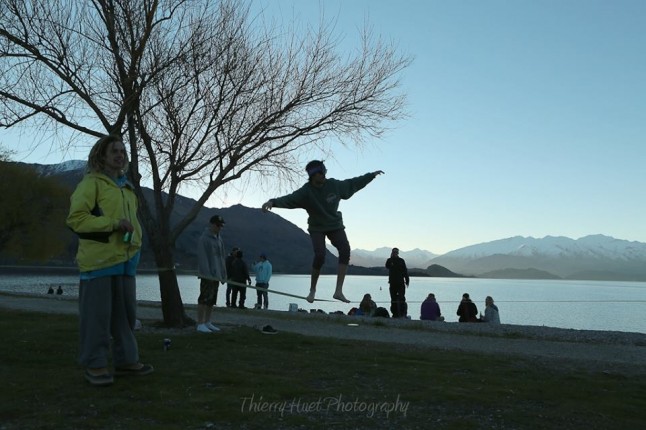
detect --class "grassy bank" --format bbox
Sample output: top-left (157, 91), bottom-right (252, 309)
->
top-left (1, 309), bottom-right (645, 430)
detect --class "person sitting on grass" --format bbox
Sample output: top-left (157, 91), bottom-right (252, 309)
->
top-left (457, 293), bottom-right (478, 323)
top-left (358, 293), bottom-right (377, 317)
top-left (420, 293), bottom-right (444, 321)
top-left (479, 296), bottom-right (500, 324)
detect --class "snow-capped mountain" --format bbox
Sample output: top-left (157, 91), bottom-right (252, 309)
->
top-left (33, 160), bottom-right (87, 176)
top-left (430, 235), bottom-right (646, 281)
top-left (350, 247), bottom-right (438, 269)
top-left (441, 235), bottom-right (646, 261)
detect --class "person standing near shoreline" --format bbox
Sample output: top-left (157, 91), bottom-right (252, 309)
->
top-left (225, 247), bottom-right (239, 307)
top-left (229, 249), bottom-right (252, 309)
top-left (386, 247), bottom-right (410, 318)
top-left (196, 215), bottom-right (227, 333)
top-left (66, 134), bottom-right (152, 386)
top-left (253, 253), bottom-right (272, 310)
top-left (262, 160), bottom-right (384, 303)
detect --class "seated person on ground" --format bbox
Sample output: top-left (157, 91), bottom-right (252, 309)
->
top-left (479, 296), bottom-right (500, 324)
top-left (358, 293), bottom-right (377, 317)
top-left (420, 293), bottom-right (444, 321)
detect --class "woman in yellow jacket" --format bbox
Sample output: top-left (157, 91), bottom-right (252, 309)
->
top-left (67, 134), bottom-right (152, 386)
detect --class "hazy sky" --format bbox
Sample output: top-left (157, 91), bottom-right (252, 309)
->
top-left (2, 0), bottom-right (645, 254)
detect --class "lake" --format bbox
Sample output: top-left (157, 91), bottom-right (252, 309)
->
top-left (1, 273), bottom-right (645, 334)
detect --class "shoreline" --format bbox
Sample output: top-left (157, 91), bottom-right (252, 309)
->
top-left (2, 290), bottom-right (646, 347)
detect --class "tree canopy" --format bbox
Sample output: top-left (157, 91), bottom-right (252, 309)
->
top-left (0, 0), bottom-right (411, 325)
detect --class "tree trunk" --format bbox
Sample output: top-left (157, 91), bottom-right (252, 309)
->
top-left (151, 239), bottom-right (195, 327)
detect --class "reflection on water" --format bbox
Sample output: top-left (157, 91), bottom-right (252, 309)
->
top-left (2, 273), bottom-right (645, 333)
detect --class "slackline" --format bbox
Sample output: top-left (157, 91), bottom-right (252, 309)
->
top-left (223, 279), bottom-right (337, 302)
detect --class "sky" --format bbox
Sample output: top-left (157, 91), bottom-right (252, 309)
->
top-left (2, 0), bottom-right (645, 255)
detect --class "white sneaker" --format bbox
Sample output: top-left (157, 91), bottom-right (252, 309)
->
top-left (196, 324), bottom-right (212, 333)
top-left (206, 322), bottom-right (220, 332)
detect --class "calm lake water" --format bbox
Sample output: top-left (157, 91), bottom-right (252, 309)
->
top-left (2, 273), bottom-right (645, 334)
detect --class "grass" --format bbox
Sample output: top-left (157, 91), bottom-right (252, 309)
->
top-left (1, 309), bottom-right (645, 430)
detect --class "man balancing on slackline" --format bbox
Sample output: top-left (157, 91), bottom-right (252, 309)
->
top-left (262, 160), bottom-right (384, 303)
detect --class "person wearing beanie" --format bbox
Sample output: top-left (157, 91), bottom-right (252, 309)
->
top-left (262, 160), bottom-right (384, 303)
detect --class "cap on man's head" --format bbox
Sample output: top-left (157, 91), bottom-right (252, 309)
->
top-left (210, 214), bottom-right (225, 226)
top-left (462, 293), bottom-right (470, 299)
top-left (305, 160), bottom-right (327, 178)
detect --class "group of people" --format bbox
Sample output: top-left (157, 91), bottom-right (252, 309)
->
top-left (46, 285), bottom-right (63, 295)
top-left (351, 291), bottom-right (500, 324)
top-left (68, 133), bottom-right (451, 386)
top-left (66, 134), bottom-right (283, 385)
top-left (420, 292), bottom-right (500, 324)
top-left (195, 217), bottom-right (274, 334)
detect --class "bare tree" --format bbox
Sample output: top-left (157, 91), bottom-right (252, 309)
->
top-left (0, 0), bottom-right (410, 326)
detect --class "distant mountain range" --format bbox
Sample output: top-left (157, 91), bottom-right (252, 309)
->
top-left (345, 236), bottom-right (646, 281)
top-left (429, 235), bottom-right (646, 281)
top-left (344, 247), bottom-right (438, 269)
top-left (8, 160), bottom-right (646, 282)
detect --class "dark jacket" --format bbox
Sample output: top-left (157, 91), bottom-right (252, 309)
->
top-left (271, 173), bottom-right (376, 232)
top-left (420, 299), bottom-right (442, 321)
top-left (385, 256), bottom-right (409, 286)
top-left (225, 254), bottom-right (236, 281)
top-left (457, 300), bottom-right (478, 322)
top-left (229, 257), bottom-right (251, 284)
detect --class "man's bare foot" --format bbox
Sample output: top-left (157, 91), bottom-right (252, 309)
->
top-left (333, 292), bottom-right (350, 303)
top-left (306, 290), bottom-right (316, 303)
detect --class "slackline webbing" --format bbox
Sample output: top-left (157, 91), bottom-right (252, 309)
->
top-left (221, 279), bottom-right (337, 303)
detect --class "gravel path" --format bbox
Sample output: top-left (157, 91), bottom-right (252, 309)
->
top-left (2, 292), bottom-right (646, 375)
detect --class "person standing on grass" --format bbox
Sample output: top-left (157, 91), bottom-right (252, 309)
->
top-left (196, 215), bottom-right (227, 333)
top-left (386, 247), bottom-right (410, 318)
top-left (229, 249), bottom-right (252, 309)
top-left (253, 253), bottom-right (272, 310)
top-left (225, 246), bottom-right (239, 307)
top-left (67, 134), bottom-right (153, 386)
top-left (262, 160), bottom-right (384, 303)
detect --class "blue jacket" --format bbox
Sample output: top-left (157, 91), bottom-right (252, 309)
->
top-left (253, 260), bottom-right (272, 284)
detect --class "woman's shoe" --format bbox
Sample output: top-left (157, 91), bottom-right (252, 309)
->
top-left (114, 363), bottom-right (154, 376)
top-left (85, 370), bottom-right (114, 386)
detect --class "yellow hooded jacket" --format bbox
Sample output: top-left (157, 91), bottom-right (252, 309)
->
top-left (66, 172), bottom-right (142, 272)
